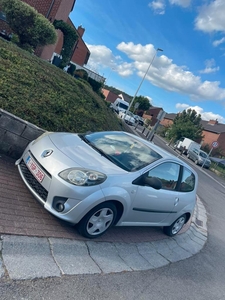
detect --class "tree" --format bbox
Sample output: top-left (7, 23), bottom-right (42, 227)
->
top-left (131, 95), bottom-right (151, 115)
top-left (167, 109), bottom-right (204, 142)
top-left (53, 20), bottom-right (78, 68)
top-left (0, 0), bottom-right (57, 51)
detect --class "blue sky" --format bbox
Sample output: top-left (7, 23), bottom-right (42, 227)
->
top-left (70, 0), bottom-right (225, 123)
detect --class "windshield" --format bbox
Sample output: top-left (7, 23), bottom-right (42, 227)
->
top-left (118, 103), bottom-right (129, 110)
top-left (200, 151), bottom-right (208, 158)
top-left (79, 132), bottom-right (162, 172)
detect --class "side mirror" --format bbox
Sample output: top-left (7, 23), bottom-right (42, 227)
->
top-left (143, 177), bottom-right (162, 190)
top-left (133, 176), bottom-right (162, 190)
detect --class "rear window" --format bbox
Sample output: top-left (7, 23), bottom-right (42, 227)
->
top-left (199, 151), bottom-right (207, 158)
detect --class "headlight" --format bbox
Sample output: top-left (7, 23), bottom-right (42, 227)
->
top-left (59, 168), bottom-right (107, 186)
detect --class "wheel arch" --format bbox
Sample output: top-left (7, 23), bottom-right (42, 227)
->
top-left (106, 200), bottom-right (124, 225)
top-left (184, 212), bottom-right (191, 224)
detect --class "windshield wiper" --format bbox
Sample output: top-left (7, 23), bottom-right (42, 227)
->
top-left (79, 135), bottom-right (115, 163)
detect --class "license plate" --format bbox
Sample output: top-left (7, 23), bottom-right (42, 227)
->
top-left (26, 156), bottom-right (45, 182)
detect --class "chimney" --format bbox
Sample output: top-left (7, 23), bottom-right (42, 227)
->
top-left (208, 119), bottom-right (218, 125)
top-left (77, 25), bottom-right (85, 37)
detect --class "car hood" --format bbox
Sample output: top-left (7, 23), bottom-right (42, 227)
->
top-left (47, 133), bottom-right (126, 174)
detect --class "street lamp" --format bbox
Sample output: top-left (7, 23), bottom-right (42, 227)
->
top-left (125, 48), bottom-right (163, 117)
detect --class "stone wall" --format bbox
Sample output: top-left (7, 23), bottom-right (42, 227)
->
top-left (0, 109), bottom-right (45, 159)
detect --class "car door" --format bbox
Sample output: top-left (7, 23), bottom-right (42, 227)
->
top-left (124, 162), bottom-right (181, 224)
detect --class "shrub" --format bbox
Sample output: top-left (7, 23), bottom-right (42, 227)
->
top-left (0, 0), bottom-right (57, 50)
top-left (74, 69), bottom-right (88, 80)
top-left (88, 77), bottom-right (103, 94)
top-left (67, 64), bottom-right (76, 76)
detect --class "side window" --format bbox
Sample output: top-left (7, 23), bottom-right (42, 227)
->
top-left (180, 168), bottom-right (195, 192)
top-left (147, 162), bottom-right (180, 190)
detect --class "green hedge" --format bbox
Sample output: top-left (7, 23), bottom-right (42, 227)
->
top-left (0, 39), bottom-right (122, 133)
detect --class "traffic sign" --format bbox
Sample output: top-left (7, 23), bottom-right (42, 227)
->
top-left (212, 141), bottom-right (219, 148)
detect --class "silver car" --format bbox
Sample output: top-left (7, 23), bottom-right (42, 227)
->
top-left (119, 111), bottom-right (136, 126)
top-left (16, 131), bottom-right (198, 238)
top-left (187, 148), bottom-right (211, 168)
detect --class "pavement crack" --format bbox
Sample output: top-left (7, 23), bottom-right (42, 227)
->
top-left (47, 238), bottom-right (64, 275)
top-left (85, 242), bottom-right (104, 273)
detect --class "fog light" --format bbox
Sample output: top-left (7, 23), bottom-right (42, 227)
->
top-left (56, 203), bottom-right (65, 212)
top-left (52, 197), bottom-right (68, 212)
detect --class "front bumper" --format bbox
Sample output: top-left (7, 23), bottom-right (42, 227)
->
top-left (16, 151), bottom-right (106, 224)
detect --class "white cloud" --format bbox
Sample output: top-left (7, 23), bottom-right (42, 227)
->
top-left (85, 44), bottom-right (134, 76)
top-left (148, 0), bottom-right (166, 15)
top-left (175, 103), bottom-right (189, 110)
top-left (169, 0), bottom-right (191, 8)
top-left (117, 42), bottom-right (225, 101)
top-left (195, 0), bottom-right (225, 33)
top-left (87, 42), bottom-right (225, 102)
top-left (116, 62), bottom-right (134, 76)
top-left (199, 59), bottom-right (220, 74)
top-left (213, 37), bottom-right (225, 47)
top-left (176, 103), bottom-right (225, 123)
top-left (199, 67), bottom-right (220, 74)
top-left (85, 44), bottom-right (115, 72)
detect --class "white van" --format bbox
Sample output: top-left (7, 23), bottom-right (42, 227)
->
top-left (174, 137), bottom-right (201, 155)
top-left (110, 98), bottom-right (129, 114)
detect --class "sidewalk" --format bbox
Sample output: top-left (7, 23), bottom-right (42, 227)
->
top-left (0, 154), bottom-right (208, 280)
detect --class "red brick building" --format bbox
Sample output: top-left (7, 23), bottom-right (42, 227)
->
top-left (0, 0), bottom-right (90, 66)
top-left (102, 89), bottom-right (120, 103)
top-left (161, 113), bottom-right (225, 154)
top-left (54, 21), bottom-right (90, 66)
top-left (143, 107), bottom-right (163, 126)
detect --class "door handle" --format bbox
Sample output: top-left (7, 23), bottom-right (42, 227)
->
top-left (174, 197), bottom-right (179, 206)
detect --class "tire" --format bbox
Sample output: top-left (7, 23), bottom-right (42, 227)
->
top-left (77, 202), bottom-right (117, 239)
top-left (163, 214), bottom-right (186, 237)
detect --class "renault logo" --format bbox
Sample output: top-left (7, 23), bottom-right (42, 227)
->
top-left (41, 150), bottom-right (53, 158)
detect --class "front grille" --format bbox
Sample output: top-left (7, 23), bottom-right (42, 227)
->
top-left (20, 160), bottom-right (48, 202)
top-left (29, 151), bottom-right (52, 179)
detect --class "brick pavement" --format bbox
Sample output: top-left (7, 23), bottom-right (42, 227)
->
top-left (0, 153), bottom-right (191, 243)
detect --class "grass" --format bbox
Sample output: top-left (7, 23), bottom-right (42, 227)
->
top-left (0, 38), bottom-right (123, 133)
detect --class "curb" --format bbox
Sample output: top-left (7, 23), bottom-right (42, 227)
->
top-left (0, 197), bottom-right (207, 280)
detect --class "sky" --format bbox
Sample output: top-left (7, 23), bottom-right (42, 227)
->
top-left (70, 0), bottom-right (225, 123)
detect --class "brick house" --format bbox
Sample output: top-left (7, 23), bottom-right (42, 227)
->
top-left (101, 89), bottom-right (132, 104)
top-left (201, 120), bottom-right (225, 153)
top-left (0, 0), bottom-right (90, 66)
top-left (143, 107), bottom-right (163, 126)
top-left (161, 113), bottom-right (225, 154)
top-left (102, 89), bottom-right (120, 103)
top-left (160, 113), bottom-right (176, 127)
top-left (53, 21), bottom-right (90, 66)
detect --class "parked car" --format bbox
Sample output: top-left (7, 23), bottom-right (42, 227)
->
top-left (187, 148), bottom-right (211, 168)
top-left (119, 111), bottom-right (136, 125)
top-left (16, 131), bottom-right (198, 239)
top-left (134, 115), bottom-right (145, 126)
